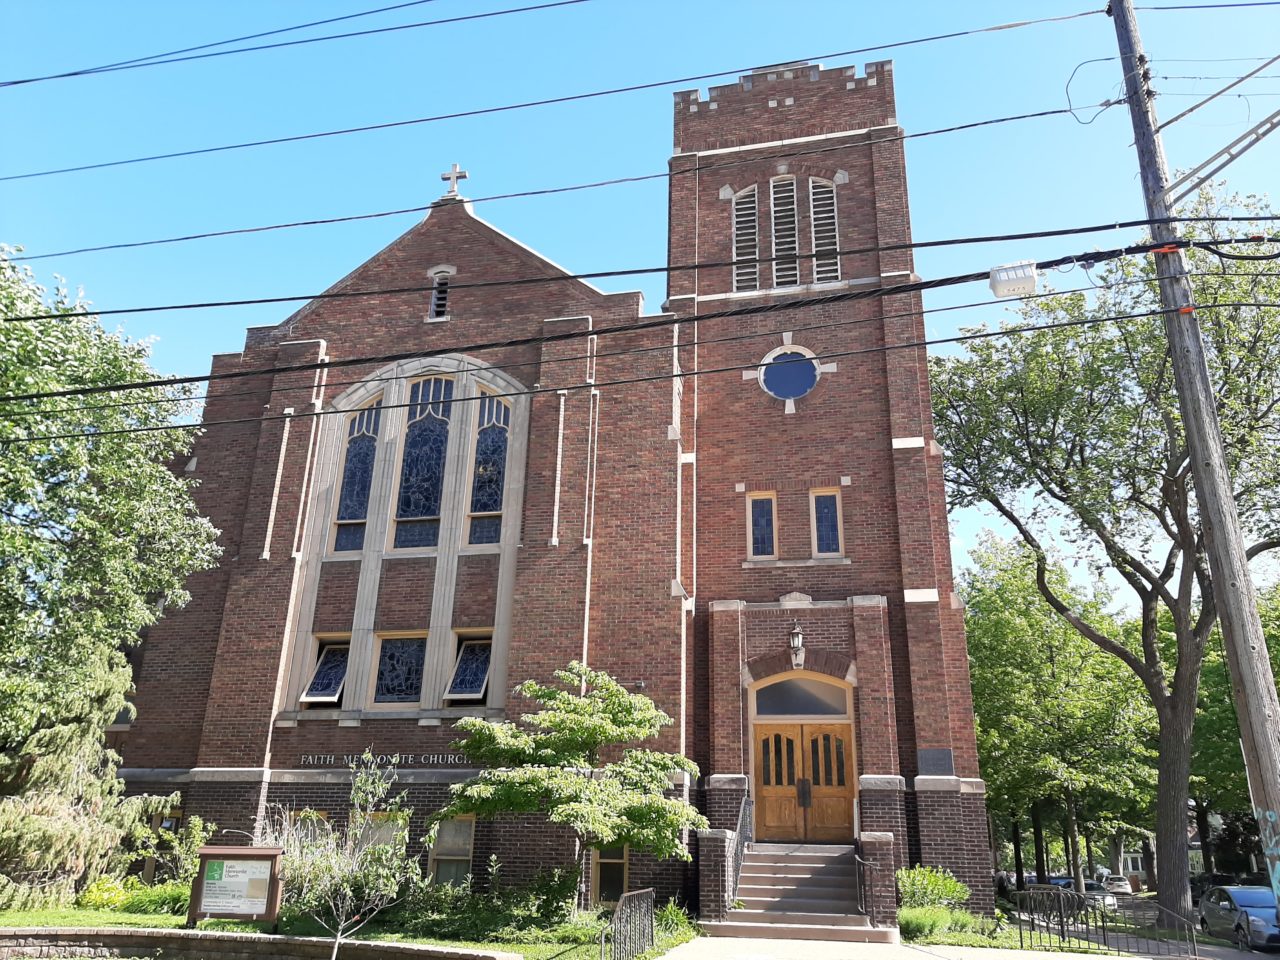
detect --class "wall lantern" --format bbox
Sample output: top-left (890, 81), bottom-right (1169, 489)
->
top-left (789, 620), bottom-right (805, 670)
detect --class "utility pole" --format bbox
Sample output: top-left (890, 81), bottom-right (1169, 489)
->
top-left (1110, 0), bottom-right (1280, 912)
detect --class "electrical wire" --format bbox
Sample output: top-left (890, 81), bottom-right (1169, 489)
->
top-left (1156, 53), bottom-right (1280, 130)
top-left (9, 109), bottom-right (1100, 262)
top-left (0, 11), bottom-right (1104, 183)
top-left (5, 301), bottom-right (1274, 446)
top-left (4, 223), bottom-right (1277, 327)
top-left (0, 1), bottom-right (591, 88)
top-left (1137, 1), bottom-right (1280, 7)
top-left (14, 269), bottom-right (1273, 422)
top-left (4, 234), bottom-right (1277, 405)
top-left (0, 0), bottom-right (449, 88)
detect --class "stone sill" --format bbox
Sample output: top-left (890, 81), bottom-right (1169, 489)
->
top-left (742, 557), bottom-right (852, 569)
top-left (276, 706), bottom-right (503, 728)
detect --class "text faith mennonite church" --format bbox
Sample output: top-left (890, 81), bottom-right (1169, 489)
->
top-left (118, 59), bottom-right (991, 923)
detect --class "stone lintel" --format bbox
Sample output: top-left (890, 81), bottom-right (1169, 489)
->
top-left (849, 594), bottom-right (888, 607)
top-left (708, 599), bottom-right (746, 613)
top-left (859, 774), bottom-right (906, 792)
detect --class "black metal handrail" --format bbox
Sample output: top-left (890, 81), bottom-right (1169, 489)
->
top-left (1014, 887), bottom-right (1198, 957)
top-left (853, 840), bottom-right (877, 925)
top-left (729, 794), bottom-right (753, 908)
top-left (599, 887), bottom-right (656, 960)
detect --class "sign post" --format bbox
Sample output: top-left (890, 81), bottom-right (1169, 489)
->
top-left (186, 846), bottom-right (284, 929)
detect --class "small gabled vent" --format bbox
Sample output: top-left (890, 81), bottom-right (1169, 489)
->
top-left (810, 179), bottom-right (840, 283)
top-left (733, 187), bottom-right (760, 292)
top-left (771, 177), bottom-right (799, 287)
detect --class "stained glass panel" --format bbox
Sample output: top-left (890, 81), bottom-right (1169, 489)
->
top-left (374, 638), bottom-right (426, 703)
top-left (814, 493), bottom-right (841, 554)
top-left (301, 645), bottom-right (349, 703)
top-left (395, 380), bottom-right (452, 549)
top-left (446, 641), bottom-right (492, 699)
top-left (469, 516), bottom-right (501, 545)
top-left (750, 498), bottom-right (775, 557)
top-left (761, 351), bottom-right (819, 400)
top-left (470, 422), bottom-right (509, 513)
top-left (394, 519), bottom-right (439, 549)
top-left (334, 402), bottom-right (381, 552)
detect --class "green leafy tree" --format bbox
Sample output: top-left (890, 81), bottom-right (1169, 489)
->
top-left (0, 249), bottom-right (221, 906)
top-left (963, 535), bottom-right (1157, 891)
top-left (432, 662), bottom-right (708, 897)
top-left (262, 753), bottom-right (419, 960)
top-left (932, 190), bottom-right (1280, 916)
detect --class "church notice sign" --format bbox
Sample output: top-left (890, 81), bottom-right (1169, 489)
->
top-left (187, 846), bottom-right (283, 926)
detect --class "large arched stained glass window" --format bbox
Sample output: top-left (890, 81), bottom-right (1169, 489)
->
top-left (467, 394), bottom-right (510, 545)
top-left (394, 377), bottom-right (453, 548)
top-left (334, 401), bottom-right (382, 551)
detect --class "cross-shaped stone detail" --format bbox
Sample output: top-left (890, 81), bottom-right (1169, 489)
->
top-left (440, 163), bottom-right (469, 196)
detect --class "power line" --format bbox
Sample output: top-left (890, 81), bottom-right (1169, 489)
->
top-left (4, 235), bottom-right (1275, 405)
top-left (0, 11), bottom-right (1103, 183)
top-left (0, 1), bottom-right (591, 88)
top-left (4, 221), bottom-right (1276, 326)
top-left (9, 108), bottom-right (1099, 263)
top-left (15, 269), bottom-right (1271, 422)
top-left (5, 301), bottom-right (1273, 446)
top-left (0, 0), bottom-right (448, 88)
top-left (1137, 1), bottom-right (1280, 7)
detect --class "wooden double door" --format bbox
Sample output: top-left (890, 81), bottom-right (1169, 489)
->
top-left (753, 723), bottom-right (857, 842)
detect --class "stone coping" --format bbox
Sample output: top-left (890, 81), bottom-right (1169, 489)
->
top-left (0, 927), bottom-right (521, 960)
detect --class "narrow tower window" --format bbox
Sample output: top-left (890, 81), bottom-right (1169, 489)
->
top-left (467, 394), bottom-right (511, 544)
top-left (334, 401), bottom-right (382, 551)
top-left (810, 178), bottom-right (840, 283)
top-left (427, 266), bottom-right (456, 321)
top-left (732, 187), bottom-right (759, 292)
top-left (394, 377), bottom-right (453, 548)
top-left (771, 177), bottom-right (799, 287)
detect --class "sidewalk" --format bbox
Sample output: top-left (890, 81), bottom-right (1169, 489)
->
top-left (662, 940), bottom-right (1122, 960)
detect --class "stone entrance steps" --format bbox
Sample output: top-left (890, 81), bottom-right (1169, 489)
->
top-left (702, 842), bottom-right (898, 943)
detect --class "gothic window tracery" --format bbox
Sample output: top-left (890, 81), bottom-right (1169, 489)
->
top-left (394, 377), bottom-right (453, 548)
top-left (334, 402), bottom-right (382, 551)
top-left (467, 394), bottom-right (510, 544)
top-left (373, 637), bottom-right (427, 703)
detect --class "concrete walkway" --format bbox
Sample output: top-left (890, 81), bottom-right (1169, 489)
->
top-left (662, 940), bottom-right (1121, 960)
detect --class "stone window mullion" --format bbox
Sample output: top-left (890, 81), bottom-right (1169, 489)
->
top-left (341, 378), bottom-right (407, 714)
top-left (421, 371), bottom-right (476, 709)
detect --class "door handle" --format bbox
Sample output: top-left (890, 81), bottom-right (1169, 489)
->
top-left (797, 778), bottom-right (812, 808)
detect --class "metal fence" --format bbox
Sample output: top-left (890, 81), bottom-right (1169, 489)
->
top-left (1014, 887), bottom-right (1198, 958)
top-left (599, 887), bottom-right (656, 960)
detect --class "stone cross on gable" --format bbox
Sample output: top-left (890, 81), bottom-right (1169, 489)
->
top-left (440, 163), bottom-right (469, 196)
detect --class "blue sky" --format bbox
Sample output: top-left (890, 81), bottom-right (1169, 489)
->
top-left (3, 0), bottom-right (1278, 583)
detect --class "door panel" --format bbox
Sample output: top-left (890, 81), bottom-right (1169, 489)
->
top-left (752, 721), bottom-right (856, 842)
top-left (803, 724), bottom-right (856, 841)
top-left (754, 725), bottom-right (804, 841)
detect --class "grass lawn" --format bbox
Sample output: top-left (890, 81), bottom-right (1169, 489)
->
top-left (0, 908), bottom-right (694, 960)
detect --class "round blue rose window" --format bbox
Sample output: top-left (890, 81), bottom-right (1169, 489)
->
top-left (760, 350), bottom-right (820, 401)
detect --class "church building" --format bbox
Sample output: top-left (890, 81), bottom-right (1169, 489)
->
top-left (119, 59), bottom-right (990, 931)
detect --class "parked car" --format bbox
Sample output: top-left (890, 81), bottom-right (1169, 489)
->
top-left (1198, 885), bottom-right (1280, 951)
top-left (1104, 875), bottom-right (1133, 895)
top-left (1193, 872), bottom-right (1241, 905)
top-left (1083, 880), bottom-right (1119, 911)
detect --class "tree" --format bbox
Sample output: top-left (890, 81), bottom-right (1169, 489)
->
top-left (931, 191), bottom-right (1280, 917)
top-left (432, 662), bottom-right (708, 897)
top-left (963, 534), bottom-right (1156, 891)
top-left (262, 753), bottom-right (418, 960)
top-left (0, 249), bottom-right (221, 906)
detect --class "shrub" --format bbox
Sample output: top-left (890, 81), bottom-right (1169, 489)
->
top-left (121, 880), bottom-right (190, 915)
top-left (656, 901), bottom-right (695, 936)
top-left (77, 875), bottom-right (130, 911)
top-left (897, 865), bottom-right (970, 908)
top-left (153, 815), bottom-right (217, 884)
top-left (899, 906), bottom-right (952, 940)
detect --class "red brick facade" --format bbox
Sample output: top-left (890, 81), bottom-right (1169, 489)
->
top-left (120, 59), bottom-right (989, 914)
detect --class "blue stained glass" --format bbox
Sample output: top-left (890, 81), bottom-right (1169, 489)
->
top-left (334, 523), bottom-right (366, 551)
top-left (395, 379), bottom-right (452, 548)
top-left (751, 498), bottom-right (775, 557)
top-left (761, 351), bottom-right (819, 401)
top-left (446, 642), bottom-right (492, 698)
top-left (469, 516), bottom-right (502, 545)
top-left (303, 646), bottom-right (349, 702)
top-left (374, 638), bottom-right (426, 703)
top-left (395, 519), bottom-right (440, 548)
top-left (468, 396), bottom-right (510, 546)
top-left (335, 404), bottom-right (378, 542)
top-left (814, 493), bottom-right (841, 554)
